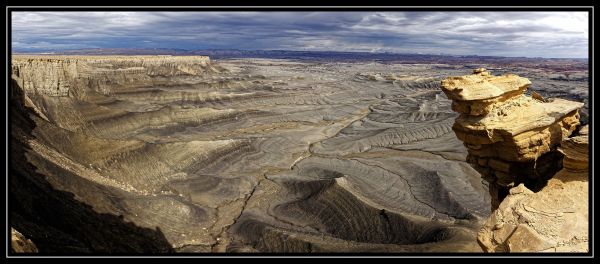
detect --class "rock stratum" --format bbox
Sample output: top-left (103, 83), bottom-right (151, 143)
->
top-left (442, 69), bottom-right (589, 253)
top-left (9, 56), bottom-right (587, 253)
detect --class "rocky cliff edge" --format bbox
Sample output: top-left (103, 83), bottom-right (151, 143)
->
top-left (442, 69), bottom-right (588, 253)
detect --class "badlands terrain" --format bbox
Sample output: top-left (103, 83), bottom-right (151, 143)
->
top-left (9, 55), bottom-right (589, 253)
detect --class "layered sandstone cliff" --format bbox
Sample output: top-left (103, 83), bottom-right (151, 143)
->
top-left (442, 69), bottom-right (588, 253)
top-left (11, 55), bottom-right (213, 98)
top-left (442, 68), bottom-right (583, 209)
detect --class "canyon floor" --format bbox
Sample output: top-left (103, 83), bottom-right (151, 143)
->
top-left (10, 56), bottom-right (589, 253)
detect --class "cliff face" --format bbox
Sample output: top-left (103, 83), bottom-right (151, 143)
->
top-left (10, 74), bottom-right (174, 253)
top-left (442, 69), bottom-right (588, 253)
top-left (11, 55), bottom-right (221, 133)
top-left (11, 55), bottom-right (213, 98)
top-left (477, 126), bottom-right (588, 253)
top-left (9, 55), bottom-right (223, 253)
top-left (442, 68), bottom-right (583, 209)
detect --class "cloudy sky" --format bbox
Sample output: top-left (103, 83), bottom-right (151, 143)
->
top-left (11, 11), bottom-right (589, 58)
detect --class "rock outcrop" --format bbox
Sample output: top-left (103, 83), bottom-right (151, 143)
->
top-left (442, 69), bottom-right (584, 209)
top-left (441, 68), bottom-right (531, 116)
top-left (11, 55), bottom-right (213, 98)
top-left (477, 125), bottom-right (589, 252)
top-left (443, 69), bottom-right (588, 253)
top-left (11, 228), bottom-right (38, 253)
top-left (477, 172), bottom-right (588, 253)
top-left (559, 125), bottom-right (589, 172)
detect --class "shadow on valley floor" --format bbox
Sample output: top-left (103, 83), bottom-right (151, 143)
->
top-left (9, 79), bottom-right (174, 254)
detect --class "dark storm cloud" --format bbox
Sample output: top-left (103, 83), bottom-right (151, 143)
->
top-left (12, 11), bottom-right (588, 58)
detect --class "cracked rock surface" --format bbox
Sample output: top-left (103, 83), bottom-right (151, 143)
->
top-left (477, 169), bottom-right (588, 253)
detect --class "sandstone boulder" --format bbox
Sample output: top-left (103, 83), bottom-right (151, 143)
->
top-left (441, 68), bottom-right (531, 115)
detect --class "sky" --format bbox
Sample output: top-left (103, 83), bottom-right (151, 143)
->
top-left (11, 11), bottom-right (589, 58)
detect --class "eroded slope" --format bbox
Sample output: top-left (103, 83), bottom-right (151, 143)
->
top-left (16, 56), bottom-right (585, 253)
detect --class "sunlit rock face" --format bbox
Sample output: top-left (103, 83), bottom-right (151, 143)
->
top-left (558, 125), bottom-right (589, 173)
top-left (11, 228), bottom-right (38, 253)
top-left (477, 127), bottom-right (589, 253)
top-left (11, 55), bottom-right (213, 98)
top-left (11, 56), bottom-right (584, 253)
top-left (442, 69), bottom-right (588, 253)
top-left (442, 69), bottom-right (583, 209)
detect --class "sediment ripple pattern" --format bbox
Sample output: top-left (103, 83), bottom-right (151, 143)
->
top-left (12, 57), bottom-right (492, 252)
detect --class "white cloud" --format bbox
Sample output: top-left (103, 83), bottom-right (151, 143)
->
top-left (11, 11), bottom-right (589, 58)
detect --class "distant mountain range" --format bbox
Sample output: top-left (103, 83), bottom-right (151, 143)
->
top-left (13, 48), bottom-right (588, 66)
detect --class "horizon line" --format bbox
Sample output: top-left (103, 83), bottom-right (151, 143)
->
top-left (11, 48), bottom-right (589, 60)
